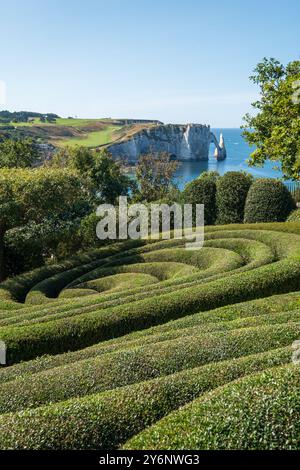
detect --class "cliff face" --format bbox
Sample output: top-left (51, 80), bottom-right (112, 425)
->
top-left (108, 124), bottom-right (223, 162)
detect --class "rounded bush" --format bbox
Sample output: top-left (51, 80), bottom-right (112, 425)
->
top-left (216, 172), bottom-right (252, 224)
top-left (244, 178), bottom-right (296, 223)
top-left (183, 172), bottom-right (219, 225)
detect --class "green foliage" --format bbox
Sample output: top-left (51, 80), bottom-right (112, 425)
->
top-left (244, 178), bottom-right (296, 223)
top-left (0, 223), bottom-right (300, 449)
top-left (0, 138), bottom-right (39, 168)
top-left (126, 364), bottom-right (299, 450)
top-left (0, 110), bottom-right (58, 124)
top-left (135, 152), bottom-right (179, 202)
top-left (216, 172), bottom-right (253, 224)
top-left (287, 208), bottom-right (300, 222)
top-left (242, 57), bottom-right (300, 180)
top-left (183, 172), bottom-right (219, 225)
top-left (51, 147), bottom-right (133, 204)
top-left (79, 213), bottom-right (103, 248)
top-left (0, 350), bottom-right (292, 450)
top-left (0, 291), bottom-right (298, 382)
top-left (1, 224), bottom-right (300, 364)
top-left (0, 314), bottom-right (299, 415)
top-left (0, 168), bottom-right (86, 279)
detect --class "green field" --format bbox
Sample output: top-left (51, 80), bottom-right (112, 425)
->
top-left (0, 222), bottom-right (299, 449)
top-left (0, 117), bottom-right (114, 128)
top-left (56, 125), bottom-right (122, 148)
top-left (0, 117), bottom-right (126, 148)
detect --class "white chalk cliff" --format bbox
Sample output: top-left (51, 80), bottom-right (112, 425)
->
top-left (107, 124), bottom-right (226, 162)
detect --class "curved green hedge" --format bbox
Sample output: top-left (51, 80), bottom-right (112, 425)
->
top-left (287, 208), bottom-right (300, 222)
top-left (1, 226), bottom-right (300, 364)
top-left (125, 364), bottom-right (300, 450)
top-left (0, 222), bottom-right (300, 449)
top-left (1, 317), bottom-right (300, 414)
top-left (0, 348), bottom-right (293, 450)
top-left (183, 172), bottom-right (218, 225)
top-left (1, 290), bottom-right (298, 384)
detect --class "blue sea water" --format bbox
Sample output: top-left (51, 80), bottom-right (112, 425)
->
top-left (174, 128), bottom-right (286, 189)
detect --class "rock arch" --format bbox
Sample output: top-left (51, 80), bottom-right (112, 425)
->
top-left (210, 132), bottom-right (227, 161)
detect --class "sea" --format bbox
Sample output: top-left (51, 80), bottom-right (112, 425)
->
top-left (174, 128), bottom-right (287, 190)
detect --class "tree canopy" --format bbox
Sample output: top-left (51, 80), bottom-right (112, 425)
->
top-left (135, 152), bottom-right (179, 202)
top-left (242, 58), bottom-right (300, 180)
top-left (50, 147), bottom-right (133, 204)
top-left (0, 168), bottom-right (85, 279)
top-left (0, 138), bottom-right (39, 168)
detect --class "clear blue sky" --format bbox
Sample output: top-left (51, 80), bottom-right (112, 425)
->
top-left (1, 0), bottom-right (299, 126)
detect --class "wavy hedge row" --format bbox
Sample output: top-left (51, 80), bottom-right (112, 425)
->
top-left (1, 226), bottom-right (300, 364)
top-left (0, 222), bottom-right (299, 449)
top-left (1, 290), bottom-right (299, 384)
top-left (0, 348), bottom-right (294, 449)
top-left (1, 318), bottom-right (300, 414)
top-left (125, 364), bottom-right (300, 450)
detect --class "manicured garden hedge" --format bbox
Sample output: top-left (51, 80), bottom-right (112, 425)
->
top-left (287, 208), bottom-right (300, 222)
top-left (0, 348), bottom-right (293, 449)
top-left (1, 225), bottom-right (300, 364)
top-left (125, 364), bottom-right (300, 450)
top-left (1, 290), bottom-right (298, 384)
top-left (183, 172), bottom-right (218, 225)
top-left (244, 178), bottom-right (296, 223)
top-left (0, 222), bottom-right (300, 450)
top-left (216, 172), bottom-right (252, 224)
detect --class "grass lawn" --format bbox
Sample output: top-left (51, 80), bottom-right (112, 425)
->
top-left (0, 118), bottom-right (115, 128)
top-left (57, 125), bottom-right (122, 148)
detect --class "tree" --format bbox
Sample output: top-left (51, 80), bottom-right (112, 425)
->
top-left (91, 149), bottom-right (135, 204)
top-left (242, 58), bottom-right (300, 180)
top-left (50, 147), bottom-right (133, 204)
top-left (0, 138), bottom-right (39, 168)
top-left (0, 169), bottom-right (84, 280)
top-left (135, 152), bottom-right (179, 202)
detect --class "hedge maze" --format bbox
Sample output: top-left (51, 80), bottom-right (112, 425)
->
top-left (0, 221), bottom-right (299, 449)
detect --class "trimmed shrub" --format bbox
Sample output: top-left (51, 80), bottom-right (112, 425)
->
top-left (287, 208), bottom-right (300, 222)
top-left (0, 318), bottom-right (299, 414)
top-left (1, 226), bottom-right (300, 364)
top-left (244, 178), bottom-right (296, 223)
top-left (0, 239), bottom-right (143, 303)
top-left (216, 172), bottom-right (252, 224)
top-left (0, 348), bottom-right (293, 449)
top-left (125, 364), bottom-right (300, 450)
top-left (1, 290), bottom-right (298, 384)
top-left (183, 172), bottom-right (219, 225)
top-left (2, 217), bottom-right (300, 451)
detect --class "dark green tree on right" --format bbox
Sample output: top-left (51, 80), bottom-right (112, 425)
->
top-left (242, 58), bottom-right (300, 180)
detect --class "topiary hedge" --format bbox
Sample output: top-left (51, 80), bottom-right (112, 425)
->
top-left (0, 316), bottom-right (299, 414)
top-left (1, 226), bottom-right (300, 364)
top-left (1, 290), bottom-right (298, 384)
top-left (216, 172), bottom-right (252, 224)
top-left (183, 172), bottom-right (219, 225)
top-left (287, 208), bottom-right (300, 222)
top-left (125, 364), bottom-right (300, 450)
top-left (0, 348), bottom-right (293, 449)
top-left (244, 178), bottom-right (296, 223)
